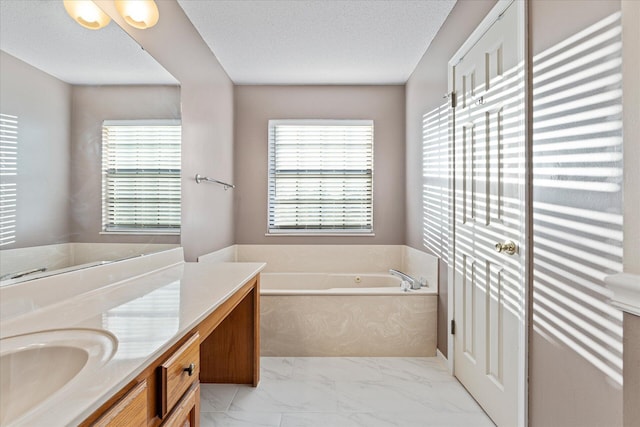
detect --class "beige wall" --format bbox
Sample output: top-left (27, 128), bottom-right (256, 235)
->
top-left (0, 51), bottom-right (71, 249)
top-left (234, 85), bottom-right (406, 245)
top-left (624, 313), bottom-right (640, 427)
top-left (69, 85), bottom-right (181, 244)
top-left (622, 0), bottom-right (640, 277)
top-left (404, 0), bottom-right (498, 358)
top-left (406, 0), bottom-right (626, 425)
top-left (96, 0), bottom-right (236, 261)
top-left (529, 1), bottom-right (623, 426)
top-left (621, 2), bottom-right (640, 425)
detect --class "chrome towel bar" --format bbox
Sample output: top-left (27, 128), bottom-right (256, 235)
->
top-left (195, 174), bottom-right (235, 190)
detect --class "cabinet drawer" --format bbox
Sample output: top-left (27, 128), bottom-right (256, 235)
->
top-left (92, 380), bottom-right (147, 427)
top-left (160, 333), bottom-right (200, 417)
top-left (161, 383), bottom-right (200, 427)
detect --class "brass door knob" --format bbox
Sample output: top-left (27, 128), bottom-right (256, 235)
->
top-left (495, 241), bottom-right (517, 255)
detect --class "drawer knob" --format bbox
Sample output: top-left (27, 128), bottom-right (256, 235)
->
top-left (184, 363), bottom-right (195, 376)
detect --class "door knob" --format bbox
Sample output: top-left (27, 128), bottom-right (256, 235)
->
top-left (495, 240), bottom-right (517, 255)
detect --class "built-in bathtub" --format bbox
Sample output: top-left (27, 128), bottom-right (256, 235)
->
top-left (260, 271), bottom-right (437, 356)
top-left (199, 244), bottom-right (440, 356)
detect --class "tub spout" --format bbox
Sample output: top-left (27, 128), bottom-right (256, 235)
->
top-left (389, 269), bottom-right (424, 290)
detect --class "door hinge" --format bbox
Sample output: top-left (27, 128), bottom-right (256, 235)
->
top-left (451, 319), bottom-right (456, 335)
top-left (443, 92), bottom-right (457, 109)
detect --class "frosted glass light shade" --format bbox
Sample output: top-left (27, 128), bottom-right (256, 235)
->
top-left (114, 0), bottom-right (159, 30)
top-left (63, 0), bottom-right (111, 30)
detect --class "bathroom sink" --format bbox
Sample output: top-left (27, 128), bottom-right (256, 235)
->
top-left (0, 329), bottom-right (117, 425)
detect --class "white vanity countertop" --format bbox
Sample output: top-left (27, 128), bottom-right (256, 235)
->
top-left (0, 261), bottom-right (265, 426)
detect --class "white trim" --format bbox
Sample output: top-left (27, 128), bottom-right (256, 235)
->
top-left (266, 119), bottom-right (375, 235)
top-left (268, 119), bottom-right (373, 127)
top-left (264, 233), bottom-right (375, 237)
top-left (99, 231), bottom-right (180, 236)
top-left (448, 0), bottom-right (516, 68)
top-left (605, 273), bottom-right (640, 316)
top-left (447, 1), bottom-right (528, 426)
top-left (436, 348), bottom-right (452, 374)
top-left (102, 119), bottom-right (181, 126)
top-left (447, 264), bottom-right (455, 375)
top-left (517, 2), bottom-right (529, 425)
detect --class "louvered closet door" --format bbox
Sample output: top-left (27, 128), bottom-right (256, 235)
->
top-left (452, 2), bottom-right (524, 426)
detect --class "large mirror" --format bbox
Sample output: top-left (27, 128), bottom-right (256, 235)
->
top-left (0, 0), bottom-right (181, 285)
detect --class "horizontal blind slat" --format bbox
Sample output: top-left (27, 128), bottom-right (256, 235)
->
top-left (0, 114), bottom-right (17, 246)
top-left (268, 120), bottom-right (373, 233)
top-left (102, 121), bottom-right (182, 232)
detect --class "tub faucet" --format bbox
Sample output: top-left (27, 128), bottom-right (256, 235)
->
top-left (389, 269), bottom-right (424, 290)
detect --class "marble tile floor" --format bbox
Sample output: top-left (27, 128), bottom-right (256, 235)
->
top-left (200, 357), bottom-right (495, 427)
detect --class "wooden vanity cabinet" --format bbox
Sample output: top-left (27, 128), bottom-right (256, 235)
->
top-left (81, 275), bottom-right (260, 427)
top-left (159, 333), bottom-right (200, 418)
top-left (160, 384), bottom-right (200, 427)
top-left (92, 380), bottom-right (148, 427)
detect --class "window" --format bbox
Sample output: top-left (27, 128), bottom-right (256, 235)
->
top-left (0, 113), bottom-right (17, 246)
top-left (102, 120), bottom-right (181, 234)
top-left (268, 120), bottom-right (373, 234)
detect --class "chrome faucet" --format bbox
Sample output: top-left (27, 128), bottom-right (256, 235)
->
top-left (389, 269), bottom-right (424, 290)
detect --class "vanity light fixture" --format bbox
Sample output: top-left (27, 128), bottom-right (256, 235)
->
top-left (63, 0), bottom-right (111, 30)
top-left (114, 0), bottom-right (159, 30)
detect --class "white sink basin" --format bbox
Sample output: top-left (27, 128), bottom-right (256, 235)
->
top-left (0, 329), bottom-right (117, 426)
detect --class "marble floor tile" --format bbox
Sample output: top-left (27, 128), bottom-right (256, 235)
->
top-left (291, 357), bottom-right (383, 382)
top-left (200, 384), bottom-right (240, 412)
top-left (375, 357), bottom-right (453, 383)
top-left (281, 411), bottom-right (494, 427)
top-left (229, 380), bottom-right (338, 413)
top-left (421, 381), bottom-right (489, 414)
top-left (335, 380), bottom-right (447, 413)
top-left (201, 411), bottom-right (282, 427)
top-left (202, 357), bottom-right (495, 427)
top-left (280, 412), bottom-right (381, 427)
top-left (261, 357), bottom-right (295, 380)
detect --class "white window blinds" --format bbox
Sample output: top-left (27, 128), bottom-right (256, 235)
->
top-left (102, 120), bottom-right (181, 234)
top-left (268, 120), bottom-right (373, 234)
top-left (0, 114), bottom-right (17, 246)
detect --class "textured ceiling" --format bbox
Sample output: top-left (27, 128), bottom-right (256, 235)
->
top-left (177, 0), bottom-right (456, 85)
top-left (0, 0), bottom-right (177, 85)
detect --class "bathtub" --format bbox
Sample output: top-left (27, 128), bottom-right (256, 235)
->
top-left (260, 272), bottom-right (437, 357)
top-left (261, 272), bottom-right (432, 295)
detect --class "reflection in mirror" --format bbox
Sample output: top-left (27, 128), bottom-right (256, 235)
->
top-left (0, 0), bottom-right (181, 285)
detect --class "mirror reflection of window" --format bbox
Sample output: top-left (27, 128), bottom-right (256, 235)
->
top-left (0, 113), bottom-right (17, 247)
top-left (101, 120), bottom-right (182, 235)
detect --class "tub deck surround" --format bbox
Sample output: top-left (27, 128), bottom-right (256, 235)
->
top-left (260, 271), bottom-right (437, 357)
top-left (236, 245), bottom-right (439, 288)
top-left (219, 245), bottom-right (440, 357)
top-left (0, 256), bottom-right (265, 426)
top-left (261, 294), bottom-right (437, 357)
top-left (260, 272), bottom-right (437, 296)
top-left (0, 243), bottom-right (179, 285)
top-left (199, 245), bottom-right (440, 291)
